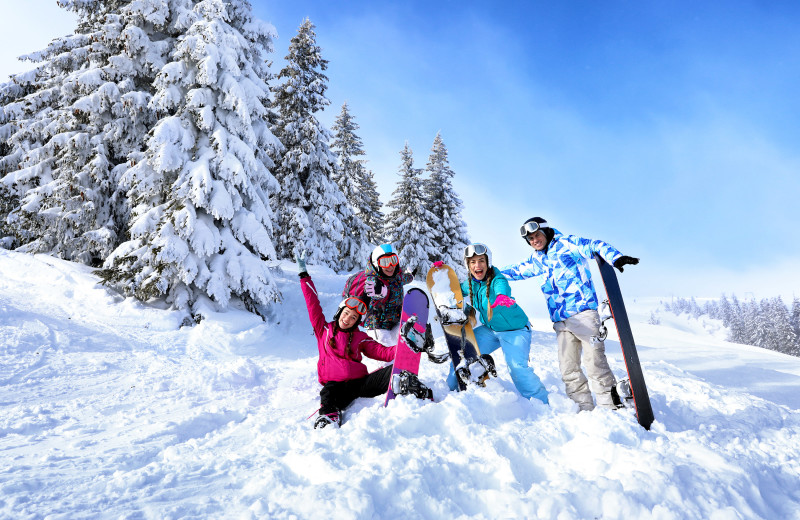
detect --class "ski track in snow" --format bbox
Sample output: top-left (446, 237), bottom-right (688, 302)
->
top-left (1, 250), bottom-right (799, 519)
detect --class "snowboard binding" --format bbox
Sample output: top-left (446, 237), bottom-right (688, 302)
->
top-left (616, 378), bottom-right (633, 401)
top-left (401, 319), bottom-right (450, 364)
top-left (592, 300), bottom-right (614, 343)
top-left (391, 370), bottom-right (434, 400)
top-left (610, 378), bottom-right (633, 409)
top-left (455, 354), bottom-right (497, 387)
top-left (437, 305), bottom-right (468, 326)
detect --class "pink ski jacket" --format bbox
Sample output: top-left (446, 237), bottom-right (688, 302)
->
top-left (301, 275), bottom-right (396, 384)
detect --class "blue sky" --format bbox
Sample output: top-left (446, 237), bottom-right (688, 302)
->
top-left (2, 1), bottom-right (799, 300)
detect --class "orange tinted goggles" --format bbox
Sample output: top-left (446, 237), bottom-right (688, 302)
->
top-left (344, 297), bottom-right (368, 315)
top-left (377, 254), bottom-right (399, 268)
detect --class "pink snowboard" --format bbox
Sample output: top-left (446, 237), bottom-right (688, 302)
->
top-left (384, 288), bottom-right (429, 406)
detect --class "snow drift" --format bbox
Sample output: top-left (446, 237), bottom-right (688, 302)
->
top-left (1, 249), bottom-right (799, 519)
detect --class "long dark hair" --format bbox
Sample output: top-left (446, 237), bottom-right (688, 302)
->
top-left (329, 322), bottom-right (356, 359)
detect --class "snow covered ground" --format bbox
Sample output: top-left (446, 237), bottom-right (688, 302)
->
top-left (1, 249), bottom-right (799, 519)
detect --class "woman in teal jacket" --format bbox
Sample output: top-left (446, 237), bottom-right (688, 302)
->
top-left (448, 243), bottom-right (549, 404)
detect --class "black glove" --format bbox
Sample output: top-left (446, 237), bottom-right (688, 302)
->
top-left (463, 302), bottom-right (474, 318)
top-left (365, 278), bottom-right (387, 299)
top-left (613, 256), bottom-right (639, 273)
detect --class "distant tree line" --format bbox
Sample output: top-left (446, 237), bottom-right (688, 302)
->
top-left (663, 295), bottom-right (800, 357)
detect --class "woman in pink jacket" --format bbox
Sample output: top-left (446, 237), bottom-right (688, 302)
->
top-left (297, 252), bottom-right (430, 429)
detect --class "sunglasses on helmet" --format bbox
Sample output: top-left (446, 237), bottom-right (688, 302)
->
top-left (464, 244), bottom-right (488, 258)
top-left (377, 254), bottom-right (399, 268)
top-left (344, 297), bottom-right (368, 315)
top-left (519, 221), bottom-right (547, 237)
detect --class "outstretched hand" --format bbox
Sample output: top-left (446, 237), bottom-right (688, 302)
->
top-left (295, 250), bottom-right (308, 275)
top-left (491, 294), bottom-right (516, 309)
top-left (613, 255), bottom-right (639, 273)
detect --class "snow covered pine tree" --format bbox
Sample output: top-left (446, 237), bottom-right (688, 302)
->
top-left (101, 0), bottom-right (283, 316)
top-left (0, 0), bottom-right (173, 264)
top-left (422, 132), bottom-right (470, 276)
top-left (271, 19), bottom-right (365, 272)
top-left (331, 101), bottom-right (385, 247)
top-left (384, 143), bottom-right (438, 279)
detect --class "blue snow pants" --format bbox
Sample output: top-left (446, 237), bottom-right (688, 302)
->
top-left (446, 325), bottom-right (549, 404)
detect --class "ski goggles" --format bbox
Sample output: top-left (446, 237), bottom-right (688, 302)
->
top-left (464, 244), bottom-right (488, 258)
top-left (519, 221), bottom-right (548, 237)
top-left (343, 297), bottom-right (368, 315)
top-left (377, 254), bottom-right (399, 269)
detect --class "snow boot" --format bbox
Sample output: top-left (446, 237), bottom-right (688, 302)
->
top-left (314, 410), bottom-right (342, 429)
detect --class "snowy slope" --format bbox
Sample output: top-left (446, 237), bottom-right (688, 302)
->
top-left (1, 249), bottom-right (799, 520)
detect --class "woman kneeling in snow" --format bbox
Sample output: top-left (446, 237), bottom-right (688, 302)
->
top-left (296, 251), bottom-right (428, 429)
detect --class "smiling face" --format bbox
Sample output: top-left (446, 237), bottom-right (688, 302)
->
top-left (467, 255), bottom-right (489, 281)
top-left (338, 307), bottom-right (360, 329)
top-left (380, 264), bottom-right (397, 276)
top-left (526, 230), bottom-right (547, 251)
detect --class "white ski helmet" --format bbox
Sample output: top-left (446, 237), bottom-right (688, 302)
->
top-left (333, 296), bottom-right (367, 329)
top-left (463, 243), bottom-right (492, 272)
top-left (370, 243), bottom-right (397, 269)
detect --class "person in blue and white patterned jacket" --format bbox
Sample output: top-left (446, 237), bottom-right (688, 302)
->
top-left (501, 217), bottom-right (639, 411)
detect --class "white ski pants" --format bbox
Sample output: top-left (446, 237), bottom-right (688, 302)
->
top-left (553, 309), bottom-right (617, 411)
top-left (366, 322), bottom-right (401, 347)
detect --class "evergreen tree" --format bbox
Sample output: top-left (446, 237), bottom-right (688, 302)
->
top-left (331, 101), bottom-right (383, 248)
top-left (718, 294), bottom-right (732, 327)
top-left (790, 297), bottom-right (800, 357)
top-left (271, 19), bottom-right (357, 270)
top-left (422, 132), bottom-right (469, 274)
top-left (690, 297), bottom-right (702, 319)
top-left (771, 297), bottom-right (798, 355)
top-left (385, 143), bottom-right (437, 278)
top-left (727, 294), bottom-right (748, 344)
top-left (101, 0), bottom-right (283, 313)
top-left (791, 297), bottom-right (800, 338)
top-left (0, 0), bottom-right (180, 265)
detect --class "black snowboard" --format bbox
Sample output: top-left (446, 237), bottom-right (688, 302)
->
top-left (595, 255), bottom-right (655, 430)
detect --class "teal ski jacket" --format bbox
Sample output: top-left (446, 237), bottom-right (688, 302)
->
top-left (461, 267), bottom-right (529, 332)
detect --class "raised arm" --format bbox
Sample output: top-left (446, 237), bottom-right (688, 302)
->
top-left (300, 275), bottom-right (328, 338)
top-left (500, 256), bottom-right (544, 281)
top-left (562, 234), bottom-right (622, 266)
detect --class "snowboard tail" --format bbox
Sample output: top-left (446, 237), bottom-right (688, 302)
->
top-left (595, 255), bottom-right (654, 430)
top-left (426, 264), bottom-right (486, 391)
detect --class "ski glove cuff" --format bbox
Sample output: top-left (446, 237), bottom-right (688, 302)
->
top-left (295, 250), bottom-right (308, 275)
top-left (365, 279), bottom-right (388, 299)
top-left (613, 255), bottom-right (639, 273)
top-left (491, 294), bottom-right (515, 308)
